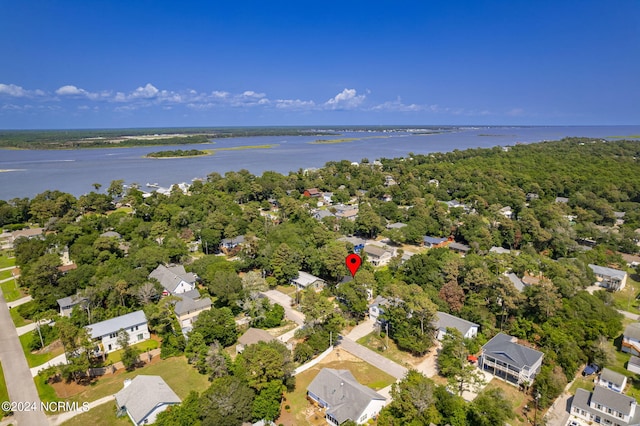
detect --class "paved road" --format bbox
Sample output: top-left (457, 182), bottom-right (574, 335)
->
top-left (0, 290), bottom-right (49, 425)
top-left (261, 290), bottom-right (305, 326)
top-left (339, 337), bottom-right (408, 380)
top-left (7, 295), bottom-right (32, 309)
top-left (618, 309), bottom-right (640, 321)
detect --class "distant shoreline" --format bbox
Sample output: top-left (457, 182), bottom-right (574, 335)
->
top-left (144, 144), bottom-right (279, 159)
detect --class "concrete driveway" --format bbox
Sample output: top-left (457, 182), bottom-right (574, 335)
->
top-left (261, 290), bottom-right (305, 326)
top-left (339, 337), bottom-right (408, 380)
top-left (0, 291), bottom-right (49, 425)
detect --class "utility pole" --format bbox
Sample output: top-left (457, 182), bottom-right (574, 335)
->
top-left (533, 391), bottom-right (541, 426)
top-left (385, 322), bottom-right (389, 350)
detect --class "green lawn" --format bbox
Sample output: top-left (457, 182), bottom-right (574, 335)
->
top-left (0, 253), bottom-right (15, 269)
top-left (19, 332), bottom-right (64, 367)
top-left (1, 278), bottom-right (24, 302)
top-left (569, 376), bottom-right (595, 394)
top-left (42, 356), bottom-right (210, 406)
top-left (611, 274), bottom-right (640, 314)
top-left (9, 305), bottom-right (32, 327)
top-left (0, 269), bottom-right (12, 280)
top-left (61, 401), bottom-right (131, 426)
top-left (103, 339), bottom-right (159, 365)
top-left (0, 362), bottom-right (9, 419)
top-left (276, 285), bottom-right (296, 297)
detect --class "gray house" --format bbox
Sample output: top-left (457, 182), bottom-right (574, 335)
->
top-left (115, 375), bottom-right (181, 425)
top-left (433, 312), bottom-right (479, 340)
top-left (149, 264), bottom-right (197, 295)
top-left (480, 333), bottom-right (544, 385)
top-left (291, 271), bottom-right (325, 291)
top-left (571, 386), bottom-right (640, 426)
top-left (589, 264), bottom-right (628, 291)
top-left (56, 294), bottom-right (87, 317)
top-left (596, 368), bottom-right (627, 393)
top-left (86, 310), bottom-right (150, 354)
top-left (307, 368), bottom-right (386, 425)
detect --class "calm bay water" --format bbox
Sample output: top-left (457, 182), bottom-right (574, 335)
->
top-left (1, 126), bottom-right (639, 200)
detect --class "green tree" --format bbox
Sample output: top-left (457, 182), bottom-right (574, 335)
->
top-left (234, 340), bottom-right (295, 392)
top-left (156, 391), bottom-right (202, 426)
top-left (199, 376), bottom-right (254, 426)
top-left (378, 370), bottom-right (441, 426)
top-left (251, 379), bottom-right (284, 421)
top-left (270, 243), bottom-right (300, 285)
top-left (191, 307), bottom-right (238, 347)
top-left (467, 387), bottom-right (514, 426)
top-left (118, 329), bottom-right (140, 371)
top-left (438, 328), bottom-right (485, 396)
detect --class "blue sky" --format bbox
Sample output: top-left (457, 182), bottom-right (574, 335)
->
top-left (1, 1), bottom-right (638, 128)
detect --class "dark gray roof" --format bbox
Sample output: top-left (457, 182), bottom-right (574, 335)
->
top-left (482, 333), bottom-right (544, 369)
top-left (630, 355), bottom-right (640, 368)
top-left (115, 375), bottom-right (181, 424)
top-left (434, 312), bottom-right (478, 336)
top-left (174, 295), bottom-right (211, 316)
top-left (338, 236), bottom-right (367, 246)
top-left (589, 264), bottom-right (627, 280)
top-left (599, 368), bottom-right (626, 388)
top-left (86, 311), bottom-right (147, 339)
top-left (625, 323), bottom-right (640, 341)
top-left (571, 388), bottom-right (591, 414)
top-left (307, 369), bottom-right (385, 424)
top-left (221, 235), bottom-right (245, 245)
top-left (592, 385), bottom-right (636, 416)
top-left (386, 222), bottom-right (407, 229)
top-left (56, 294), bottom-right (87, 308)
top-left (423, 236), bottom-right (447, 245)
top-left (149, 264), bottom-right (197, 294)
top-left (363, 245), bottom-right (391, 258)
top-left (448, 242), bottom-right (470, 252)
top-left (507, 273), bottom-right (526, 292)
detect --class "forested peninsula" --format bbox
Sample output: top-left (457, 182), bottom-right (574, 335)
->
top-left (1, 137), bottom-right (640, 425)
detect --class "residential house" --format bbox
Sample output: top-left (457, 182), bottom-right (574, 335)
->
top-left (499, 206), bottom-right (513, 219)
top-left (571, 386), bottom-right (640, 426)
top-left (338, 236), bottom-right (366, 254)
top-left (100, 231), bottom-right (122, 239)
top-left (307, 368), bottom-right (387, 425)
top-left (291, 271), bottom-right (325, 291)
top-left (386, 222), bottom-right (407, 230)
top-left (10, 227), bottom-right (44, 247)
top-left (422, 236), bottom-right (450, 249)
top-left (362, 245), bottom-right (393, 267)
top-left (86, 310), bottom-right (150, 354)
top-left (442, 200), bottom-right (470, 212)
top-left (526, 193), bottom-right (539, 201)
top-left (597, 368), bottom-right (627, 393)
top-left (236, 327), bottom-right (277, 354)
top-left (115, 375), bottom-right (181, 425)
top-left (627, 356), bottom-right (640, 375)
top-left (304, 188), bottom-right (321, 198)
top-left (380, 194), bottom-right (393, 202)
top-left (479, 333), bottom-right (544, 385)
top-left (489, 246), bottom-right (512, 255)
top-left (56, 294), bottom-right (87, 317)
top-left (622, 323), bottom-right (640, 356)
top-left (149, 264), bottom-right (197, 296)
top-left (621, 253), bottom-right (640, 268)
top-left (334, 204), bottom-right (359, 221)
top-left (219, 235), bottom-right (245, 253)
top-left (322, 192), bottom-right (334, 204)
top-left (589, 264), bottom-right (628, 291)
top-left (506, 273), bottom-right (527, 293)
top-left (384, 176), bottom-right (397, 187)
top-left (448, 242), bottom-right (471, 256)
top-left (174, 289), bottom-right (211, 330)
top-left (615, 212), bottom-right (626, 226)
top-left (368, 295), bottom-right (389, 323)
top-left (433, 312), bottom-right (479, 340)
top-left (555, 196), bottom-right (569, 203)
top-left (312, 210), bottom-right (334, 221)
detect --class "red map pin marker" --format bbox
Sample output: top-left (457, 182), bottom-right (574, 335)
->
top-left (346, 253), bottom-right (362, 277)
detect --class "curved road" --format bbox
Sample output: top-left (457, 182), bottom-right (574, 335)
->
top-left (0, 290), bottom-right (49, 425)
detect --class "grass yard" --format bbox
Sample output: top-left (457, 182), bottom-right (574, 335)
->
top-left (45, 356), bottom-right (209, 405)
top-left (357, 331), bottom-right (421, 368)
top-left (610, 274), bottom-right (640, 314)
top-left (19, 332), bottom-right (64, 367)
top-left (60, 400), bottom-right (131, 426)
top-left (280, 351), bottom-right (396, 426)
top-left (1, 278), bottom-right (25, 302)
top-left (0, 362), bottom-right (9, 419)
top-left (480, 380), bottom-right (530, 426)
top-left (0, 253), bottom-right (15, 269)
top-left (9, 304), bottom-right (32, 327)
top-left (0, 269), bottom-right (12, 280)
top-left (569, 376), bottom-right (596, 394)
top-left (103, 339), bottom-right (159, 365)
top-left (276, 285), bottom-right (296, 297)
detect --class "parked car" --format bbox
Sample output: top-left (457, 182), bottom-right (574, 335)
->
top-left (582, 363), bottom-right (600, 376)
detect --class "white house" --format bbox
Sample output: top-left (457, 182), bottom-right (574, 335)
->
top-left (362, 245), bottom-right (393, 267)
top-left (368, 295), bottom-right (389, 322)
top-left (149, 264), bottom-right (197, 295)
top-left (628, 356), bottom-right (640, 375)
top-left (307, 368), bottom-right (387, 425)
top-left (589, 264), bottom-right (628, 291)
top-left (622, 323), bottom-right (640, 356)
top-left (480, 333), bottom-right (544, 386)
top-left (291, 271), bottom-right (325, 291)
top-left (596, 368), bottom-right (627, 393)
top-left (86, 311), bottom-right (150, 354)
top-left (571, 386), bottom-right (640, 426)
top-left (433, 312), bottom-right (479, 341)
top-left (115, 375), bottom-right (181, 425)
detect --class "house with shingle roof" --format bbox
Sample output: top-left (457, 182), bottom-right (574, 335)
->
top-left (571, 386), bottom-right (640, 426)
top-left (433, 312), bottom-right (479, 340)
top-left (236, 327), bottom-right (277, 354)
top-left (622, 323), bottom-right (640, 356)
top-left (307, 368), bottom-right (387, 425)
top-left (56, 294), bottom-right (87, 317)
top-left (589, 264), bottom-right (628, 291)
top-left (115, 375), bottom-right (181, 425)
top-left (291, 271), bottom-right (325, 291)
top-left (362, 245), bottom-right (393, 267)
top-left (149, 264), bottom-right (197, 295)
top-left (86, 310), bottom-right (150, 354)
top-left (479, 333), bottom-right (544, 385)
top-left (597, 368), bottom-right (627, 393)
top-left (174, 289), bottom-right (211, 330)
top-left (422, 236), bottom-right (450, 249)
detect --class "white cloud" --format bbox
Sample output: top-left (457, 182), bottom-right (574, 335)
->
top-left (0, 83), bottom-right (40, 97)
top-left (55, 85), bottom-right (110, 100)
top-left (275, 99), bottom-right (316, 110)
top-left (371, 97), bottom-right (423, 112)
top-left (130, 83), bottom-right (159, 99)
top-left (56, 85), bottom-right (85, 96)
top-left (324, 88), bottom-right (366, 110)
